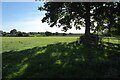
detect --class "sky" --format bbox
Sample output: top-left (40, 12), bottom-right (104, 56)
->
top-left (1, 2), bottom-right (85, 33)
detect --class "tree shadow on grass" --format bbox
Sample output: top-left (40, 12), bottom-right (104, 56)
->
top-left (2, 42), bottom-right (120, 79)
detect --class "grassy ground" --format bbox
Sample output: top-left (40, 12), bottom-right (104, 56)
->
top-left (102, 37), bottom-right (120, 44)
top-left (2, 36), bottom-right (120, 79)
top-left (2, 37), bottom-right (78, 52)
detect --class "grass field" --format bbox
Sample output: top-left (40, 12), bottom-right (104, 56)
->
top-left (2, 37), bottom-right (78, 52)
top-left (102, 37), bottom-right (120, 44)
top-left (2, 36), bottom-right (120, 79)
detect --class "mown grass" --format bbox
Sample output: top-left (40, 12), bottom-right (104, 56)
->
top-left (2, 36), bottom-right (120, 79)
top-left (102, 37), bottom-right (120, 44)
top-left (2, 37), bottom-right (78, 52)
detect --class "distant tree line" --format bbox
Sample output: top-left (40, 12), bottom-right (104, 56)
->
top-left (0, 29), bottom-right (29, 37)
top-left (44, 31), bottom-right (68, 36)
top-left (0, 29), bottom-right (81, 37)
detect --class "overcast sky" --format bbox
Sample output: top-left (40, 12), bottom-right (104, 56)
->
top-left (1, 2), bottom-right (85, 33)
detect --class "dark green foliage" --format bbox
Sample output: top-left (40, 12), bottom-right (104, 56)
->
top-left (10, 29), bottom-right (17, 35)
top-left (94, 2), bottom-right (120, 35)
top-left (3, 41), bottom-right (120, 79)
top-left (39, 2), bottom-right (120, 36)
top-left (45, 31), bottom-right (52, 36)
top-left (2, 32), bottom-right (6, 37)
top-left (0, 30), bottom-right (3, 36)
top-left (17, 32), bottom-right (29, 37)
top-left (17, 32), bottom-right (23, 37)
top-left (62, 33), bottom-right (66, 36)
top-left (2, 29), bottom-right (30, 37)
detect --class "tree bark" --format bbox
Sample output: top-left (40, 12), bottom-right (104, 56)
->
top-left (84, 3), bottom-right (91, 36)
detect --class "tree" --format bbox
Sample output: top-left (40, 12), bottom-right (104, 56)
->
top-left (2, 32), bottom-right (7, 36)
top-left (45, 31), bottom-right (52, 36)
top-left (55, 32), bottom-right (58, 36)
top-left (93, 2), bottom-right (120, 36)
top-left (17, 31), bottom-right (23, 37)
top-left (0, 30), bottom-right (3, 36)
top-left (39, 2), bottom-right (120, 44)
top-left (10, 29), bottom-right (17, 34)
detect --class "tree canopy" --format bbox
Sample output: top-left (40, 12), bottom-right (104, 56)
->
top-left (10, 29), bottom-right (17, 34)
top-left (39, 2), bottom-right (120, 36)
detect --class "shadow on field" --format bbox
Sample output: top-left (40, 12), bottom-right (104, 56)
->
top-left (2, 41), bottom-right (120, 79)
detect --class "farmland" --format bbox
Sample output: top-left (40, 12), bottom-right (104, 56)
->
top-left (2, 36), bottom-right (120, 79)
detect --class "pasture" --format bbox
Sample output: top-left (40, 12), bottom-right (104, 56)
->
top-left (2, 37), bottom-right (78, 52)
top-left (2, 36), bottom-right (120, 79)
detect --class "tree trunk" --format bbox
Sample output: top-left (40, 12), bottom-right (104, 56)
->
top-left (80, 3), bottom-right (99, 45)
top-left (84, 3), bottom-right (91, 36)
top-left (108, 11), bottom-right (113, 36)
